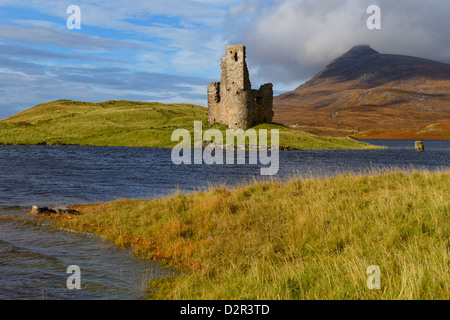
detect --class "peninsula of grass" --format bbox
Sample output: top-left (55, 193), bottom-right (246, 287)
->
top-left (0, 100), bottom-right (379, 150)
top-left (47, 169), bottom-right (449, 300)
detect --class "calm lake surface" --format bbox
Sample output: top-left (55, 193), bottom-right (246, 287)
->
top-left (0, 140), bottom-right (448, 299)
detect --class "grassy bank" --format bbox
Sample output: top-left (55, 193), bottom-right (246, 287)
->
top-left (0, 100), bottom-right (378, 150)
top-left (47, 169), bottom-right (449, 299)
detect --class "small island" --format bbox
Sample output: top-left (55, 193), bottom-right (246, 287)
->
top-left (0, 100), bottom-right (379, 150)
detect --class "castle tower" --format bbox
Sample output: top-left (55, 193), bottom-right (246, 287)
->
top-left (207, 45), bottom-right (273, 130)
top-left (220, 45), bottom-right (251, 130)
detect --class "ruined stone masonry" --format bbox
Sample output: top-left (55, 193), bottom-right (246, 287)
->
top-left (208, 45), bottom-right (274, 130)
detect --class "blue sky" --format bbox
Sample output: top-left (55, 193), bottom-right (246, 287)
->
top-left (0, 0), bottom-right (246, 118)
top-left (0, 0), bottom-right (449, 119)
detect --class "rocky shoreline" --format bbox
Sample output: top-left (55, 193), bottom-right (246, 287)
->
top-left (195, 140), bottom-right (300, 151)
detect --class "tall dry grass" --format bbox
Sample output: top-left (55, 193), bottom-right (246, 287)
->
top-left (52, 168), bottom-right (449, 299)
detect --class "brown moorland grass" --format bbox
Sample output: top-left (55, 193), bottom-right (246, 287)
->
top-left (42, 168), bottom-right (449, 300)
top-left (352, 122), bottom-right (450, 140)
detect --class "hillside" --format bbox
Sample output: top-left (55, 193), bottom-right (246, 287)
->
top-left (352, 121), bottom-right (450, 140)
top-left (274, 45), bottom-right (450, 139)
top-left (0, 100), bottom-right (377, 150)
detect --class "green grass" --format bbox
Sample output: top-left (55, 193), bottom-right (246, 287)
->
top-left (0, 100), bottom-right (379, 150)
top-left (48, 169), bottom-right (449, 300)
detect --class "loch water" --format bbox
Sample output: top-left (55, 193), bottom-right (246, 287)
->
top-left (0, 140), bottom-right (448, 299)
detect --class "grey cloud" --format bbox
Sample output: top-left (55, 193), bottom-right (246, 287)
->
top-left (0, 25), bottom-right (147, 50)
top-left (0, 44), bottom-right (124, 63)
top-left (13, 64), bottom-right (209, 90)
top-left (46, 64), bottom-right (211, 91)
top-left (0, 64), bottom-right (210, 119)
top-left (0, 57), bottom-right (46, 75)
top-left (228, 0), bottom-right (450, 86)
top-left (0, 0), bottom-right (230, 28)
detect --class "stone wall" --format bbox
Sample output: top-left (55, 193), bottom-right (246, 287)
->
top-left (258, 83), bottom-right (274, 123)
top-left (207, 45), bottom-right (273, 130)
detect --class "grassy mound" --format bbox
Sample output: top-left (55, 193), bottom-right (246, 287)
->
top-left (0, 100), bottom-right (378, 149)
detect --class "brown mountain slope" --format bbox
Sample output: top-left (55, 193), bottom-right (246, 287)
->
top-left (274, 45), bottom-right (450, 138)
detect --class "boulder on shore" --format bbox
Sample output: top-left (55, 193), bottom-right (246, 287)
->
top-left (415, 141), bottom-right (425, 152)
top-left (31, 205), bottom-right (80, 215)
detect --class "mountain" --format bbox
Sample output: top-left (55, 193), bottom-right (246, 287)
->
top-left (274, 45), bottom-right (450, 138)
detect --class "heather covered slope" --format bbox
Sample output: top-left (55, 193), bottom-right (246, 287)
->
top-left (352, 121), bottom-right (450, 140)
top-left (274, 45), bottom-right (450, 138)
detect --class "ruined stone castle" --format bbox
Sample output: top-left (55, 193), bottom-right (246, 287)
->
top-left (207, 45), bottom-right (274, 130)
